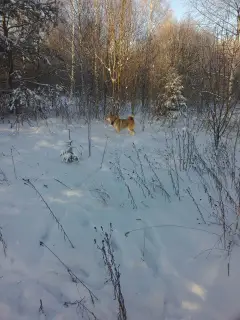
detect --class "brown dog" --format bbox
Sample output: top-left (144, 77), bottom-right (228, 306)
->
top-left (105, 115), bottom-right (135, 135)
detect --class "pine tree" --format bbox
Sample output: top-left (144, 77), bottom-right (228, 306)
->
top-left (60, 129), bottom-right (81, 163)
top-left (162, 69), bottom-right (187, 112)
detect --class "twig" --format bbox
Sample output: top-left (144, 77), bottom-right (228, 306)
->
top-left (125, 224), bottom-right (221, 237)
top-left (40, 241), bottom-right (97, 303)
top-left (39, 299), bottom-right (46, 317)
top-left (132, 143), bottom-right (146, 184)
top-left (193, 247), bottom-right (227, 259)
top-left (23, 178), bottom-right (74, 248)
top-left (0, 227), bottom-right (7, 257)
top-left (110, 153), bottom-right (137, 209)
top-left (100, 135), bottom-right (109, 169)
top-left (125, 182), bottom-right (137, 210)
top-left (54, 178), bottom-right (72, 190)
top-left (11, 148), bottom-right (17, 179)
top-left (64, 299), bottom-right (99, 320)
top-left (186, 187), bottom-right (206, 224)
top-left (142, 229), bottom-right (146, 260)
top-left (136, 219), bottom-right (147, 261)
top-left (11, 146), bottom-right (20, 155)
top-left (87, 104), bottom-right (92, 158)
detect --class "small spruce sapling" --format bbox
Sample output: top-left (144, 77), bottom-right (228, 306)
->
top-left (60, 129), bottom-right (80, 163)
top-left (155, 69), bottom-right (187, 119)
top-left (163, 70), bottom-right (187, 112)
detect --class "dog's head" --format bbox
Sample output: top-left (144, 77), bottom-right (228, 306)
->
top-left (105, 115), bottom-right (118, 125)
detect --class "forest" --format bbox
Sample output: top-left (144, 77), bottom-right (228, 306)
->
top-left (0, 0), bottom-right (239, 130)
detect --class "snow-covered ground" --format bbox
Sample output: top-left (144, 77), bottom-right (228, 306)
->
top-left (0, 116), bottom-right (240, 320)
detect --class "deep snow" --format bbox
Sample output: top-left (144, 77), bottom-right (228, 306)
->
top-left (0, 116), bottom-right (240, 320)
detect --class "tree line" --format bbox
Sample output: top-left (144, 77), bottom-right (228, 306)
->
top-left (0, 0), bottom-right (240, 123)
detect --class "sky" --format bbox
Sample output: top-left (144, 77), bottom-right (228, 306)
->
top-left (170, 0), bottom-right (189, 20)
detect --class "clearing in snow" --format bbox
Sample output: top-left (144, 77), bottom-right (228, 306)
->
top-left (0, 116), bottom-right (240, 320)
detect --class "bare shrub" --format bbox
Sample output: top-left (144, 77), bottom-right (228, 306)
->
top-left (40, 241), bottom-right (98, 319)
top-left (110, 146), bottom-right (170, 208)
top-left (200, 35), bottom-right (240, 149)
top-left (191, 138), bottom-right (240, 274)
top-left (90, 184), bottom-right (110, 205)
top-left (110, 151), bottom-right (137, 209)
top-left (144, 154), bottom-right (171, 201)
top-left (94, 224), bottom-right (127, 320)
top-left (0, 167), bottom-right (8, 185)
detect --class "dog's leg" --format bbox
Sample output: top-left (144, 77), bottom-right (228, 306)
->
top-left (129, 129), bottom-right (135, 135)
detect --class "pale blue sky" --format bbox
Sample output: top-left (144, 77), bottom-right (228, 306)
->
top-left (170, 0), bottom-right (189, 20)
